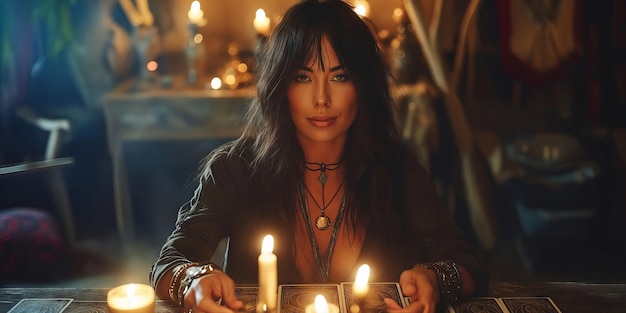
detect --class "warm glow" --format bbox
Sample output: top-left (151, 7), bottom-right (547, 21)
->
top-left (188, 0), bottom-right (205, 26)
top-left (315, 295), bottom-right (329, 313)
top-left (253, 8), bottom-right (271, 36)
top-left (261, 234), bottom-right (274, 254)
top-left (193, 33), bottom-right (203, 44)
top-left (353, 264), bottom-right (370, 296)
top-left (146, 60), bottom-right (158, 72)
top-left (353, 0), bottom-right (370, 17)
top-left (392, 7), bottom-right (404, 24)
top-left (237, 62), bottom-right (248, 73)
top-left (107, 283), bottom-right (155, 312)
top-left (210, 77), bottom-right (222, 89)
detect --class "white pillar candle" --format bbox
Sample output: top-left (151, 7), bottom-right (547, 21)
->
top-left (257, 234), bottom-right (277, 312)
top-left (305, 295), bottom-right (340, 313)
top-left (107, 283), bottom-right (155, 313)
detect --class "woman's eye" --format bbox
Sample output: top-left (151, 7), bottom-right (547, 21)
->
top-left (332, 74), bottom-right (350, 82)
top-left (295, 74), bottom-right (310, 83)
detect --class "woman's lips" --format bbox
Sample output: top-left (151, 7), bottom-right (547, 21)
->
top-left (307, 116), bottom-right (336, 127)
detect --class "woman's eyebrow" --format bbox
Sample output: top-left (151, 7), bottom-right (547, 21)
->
top-left (298, 64), bottom-right (345, 72)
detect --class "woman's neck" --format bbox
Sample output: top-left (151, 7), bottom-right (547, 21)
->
top-left (298, 138), bottom-right (346, 164)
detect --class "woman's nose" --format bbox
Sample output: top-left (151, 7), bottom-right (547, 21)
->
top-left (315, 81), bottom-right (330, 107)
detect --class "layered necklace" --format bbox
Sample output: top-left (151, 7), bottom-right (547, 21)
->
top-left (297, 182), bottom-right (347, 282)
top-left (303, 161), bottom-right (343, 231)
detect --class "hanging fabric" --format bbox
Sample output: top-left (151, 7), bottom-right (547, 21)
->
top-left (496, 0), bottom-right (583, 86)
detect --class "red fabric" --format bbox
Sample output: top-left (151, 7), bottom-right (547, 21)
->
top-left (495, 0), bottom-right (584, 86)
top-left (0, 208), bottom-right (68, 281)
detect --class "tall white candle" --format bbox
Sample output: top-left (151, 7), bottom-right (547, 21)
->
top-left (258, 234), bottom-right (277, 312)
top-left (253, 8), bottom-right (271, 36)
top-left (107, 283), bottom-right (155, 313)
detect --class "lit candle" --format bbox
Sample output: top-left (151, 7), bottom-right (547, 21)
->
top-left (210, 77), bottom-right (222, 90)
top-left (107, 283), bottom-right (155, 313)
top-left (305, 295), bottom-right (340, 313)
top-left (350, 264), bottom-right (370, 313)
top-left (257, 234), bottom-right (277, 312)
top-left (352, 0), bottom-right (370, 17)
top-left (253, 8), bottom-right (271, 36)
top-left (188, 0), bottom-right (206, 26)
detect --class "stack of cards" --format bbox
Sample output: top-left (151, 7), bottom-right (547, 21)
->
top-left (449, 297), bottom-right (562, 313)
top-left (232, 282), bottom-right (407, 313)
top-left (230, 284), bottom-right (563, 313)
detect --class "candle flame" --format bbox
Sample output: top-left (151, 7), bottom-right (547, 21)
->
top-left (126, 283), bottom-right (137, 297)
top-left (353, 0), bottom-right (370, 17)
top-left (255, 8), bottom-right (267, 20)
top-left (354, 264), bottom-right (370, 295)
top-left (315, 295), bottom-right (329, 313)
top-left (191, 0), bottom-right (200, 11)
top-left (261, 234), bottom-right (274, 254)
top-left (210, 77), bottom-right (222, 89)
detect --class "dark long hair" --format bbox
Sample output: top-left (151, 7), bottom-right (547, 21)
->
top-left (224, 0), bottom-right (402, 235)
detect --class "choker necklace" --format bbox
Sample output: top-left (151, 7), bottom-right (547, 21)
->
top-left (305, 161), bottom-right (342, 186)
top-left (304, 161), bottom-right (343, 230)
top-left (304, 181), bottom-right (344, 230)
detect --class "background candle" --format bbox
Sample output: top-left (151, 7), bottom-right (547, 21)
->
top-left (107, 283), bottom-right (155, 313)
top-left (253, 8), bottom-right (271, 36)
top-left (258, 234), bottom-right (277, 312)
top-left (188, 0), bottom-right (206, 26)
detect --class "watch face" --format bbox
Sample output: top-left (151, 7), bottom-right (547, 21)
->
top-left (186, 267), bottom-right (200, 277)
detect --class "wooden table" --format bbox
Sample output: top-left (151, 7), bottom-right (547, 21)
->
top-left (103, 78), bottom-right (254, 240)
top-left (1, 282), bottom-right (625, 312)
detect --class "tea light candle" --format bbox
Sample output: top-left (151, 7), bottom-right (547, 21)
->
top-left (253, 8), bottom-right (271, 36)
top-left (305, 295), bottom-right (340, 313)
top-left (257, 234), bottom-right (277, 312)
top-left (350, 264), bottom-right (370, 313)
top-left (107, 283), bottom-right (155, 313)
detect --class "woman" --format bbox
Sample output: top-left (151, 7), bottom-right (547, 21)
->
top-left (150, 1), bottom-right (488, 312)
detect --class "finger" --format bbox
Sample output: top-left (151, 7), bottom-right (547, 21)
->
top-left (384, 297), bottom-right (402, 309)
top-left (218, 278), bottom-right (244, 310)
top-left (398, 271), bottom-right (417, 297)
top-left (196, 297), bottom-right (234, 313)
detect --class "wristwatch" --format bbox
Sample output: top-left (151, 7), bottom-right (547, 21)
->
top-left (177, 263), bottom-right (217, 305)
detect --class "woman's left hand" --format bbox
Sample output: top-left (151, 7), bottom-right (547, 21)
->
top-left (384, 266), bottom-right (440, 313)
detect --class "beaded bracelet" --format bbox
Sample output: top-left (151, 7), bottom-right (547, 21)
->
top-left (415, 260), bottom-right (462, 301)
top-left (168, 262), bottom-right (199, 304)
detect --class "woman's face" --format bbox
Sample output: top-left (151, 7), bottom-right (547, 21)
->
top-left (287, 36), bottom-right (358, 148)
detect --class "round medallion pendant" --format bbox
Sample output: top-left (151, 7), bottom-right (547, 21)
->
top-left (315, 215), bottom-right (331, 230)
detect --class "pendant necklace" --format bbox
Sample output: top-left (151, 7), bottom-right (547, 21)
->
top-left (304, 161), bottom-right (343, 230)
top-left (297, 182), bottom-right (347, 282)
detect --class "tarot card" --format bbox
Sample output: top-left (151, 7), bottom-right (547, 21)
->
top-left (235, 286), bottom-right (260, 312)
top-left (499, 297), bottom-right (562, 313)
top-left (61, 301), bottom-right (107, 313)
top-left (279, 284), bottom-right (343, 313)
top-left (341, 282), bottom-right (407, 312)
top-left (7, 298), bottom-right (72, 313)
top-left (448, 297), bottom-right (509, 313)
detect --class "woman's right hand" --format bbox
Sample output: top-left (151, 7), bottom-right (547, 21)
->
top-left (181, 270), bottom-right (244, 313)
